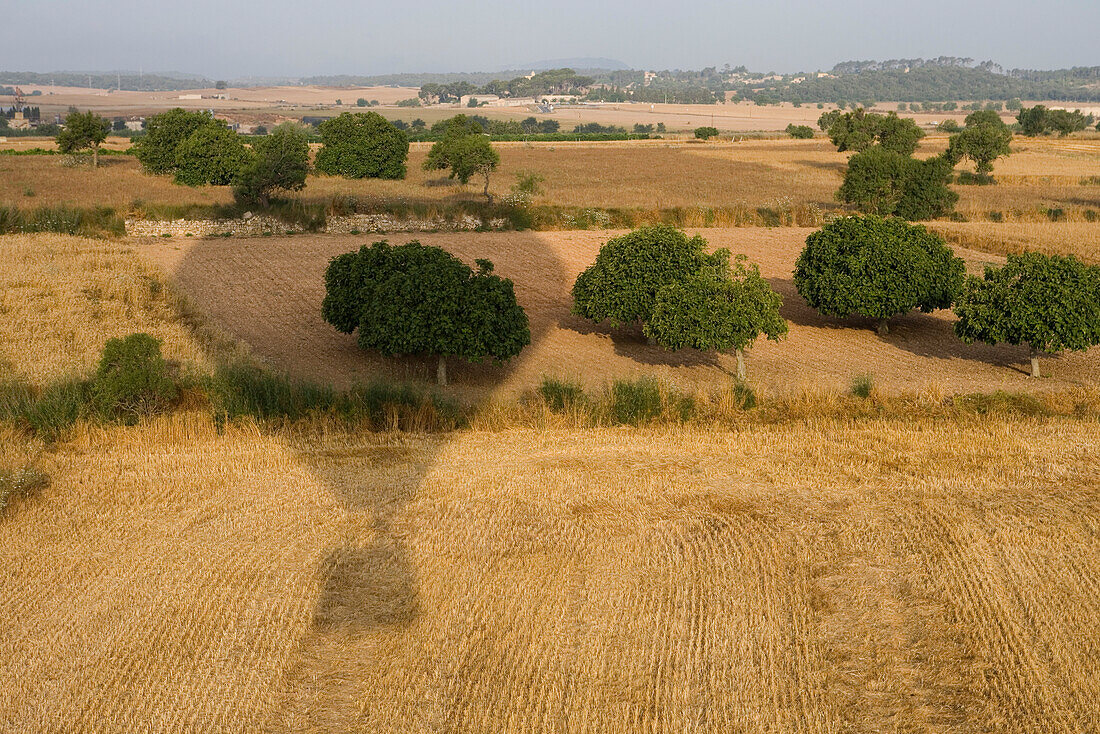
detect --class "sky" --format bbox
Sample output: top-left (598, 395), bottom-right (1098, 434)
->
top-left (2, 0), bottom-right (1097, 78)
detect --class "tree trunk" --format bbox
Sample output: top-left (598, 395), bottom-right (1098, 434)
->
top-left (735, 348), bottom-right (746, 380)
top-left (483, 172), bottom-right (493, 204)
top-left (1029, 344), bottom-right (1041, 378)
top-left (93, 144), bottom-right (99, 168)
top-left (436, 355), bottom-right (448, 387)
top-left (876, 319), bottom-right (889, 336)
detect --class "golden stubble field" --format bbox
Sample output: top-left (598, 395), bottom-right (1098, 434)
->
top-left (2, 232), bottom-right (1100, 731)
top-left (2, 415), bottom-right (1099, 732)
top-left (140, 228), bottom-right (1100, 396)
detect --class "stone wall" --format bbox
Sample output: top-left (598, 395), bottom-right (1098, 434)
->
top-left (125, 214), bottom-right (510, 238)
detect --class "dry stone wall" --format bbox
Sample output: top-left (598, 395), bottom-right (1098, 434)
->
top-left (125, 214), bottom-right (510, 238)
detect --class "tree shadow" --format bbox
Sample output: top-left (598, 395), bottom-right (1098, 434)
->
top-left (164, 229), bottom-right (571, 725)
top-left (559, 312), bottom-right (723, 369)
top-left (767, 276), bottom-right (1031, 370)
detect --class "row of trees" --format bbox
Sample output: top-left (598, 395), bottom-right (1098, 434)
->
top-left (323, 220), bottom-right (1099, 386)
top-left (131, 109), bottom-right (311, 204)
top-left (418, 69), bottom-right (594, 103)
top-left (1016, 105), bottom-right (1096, 136)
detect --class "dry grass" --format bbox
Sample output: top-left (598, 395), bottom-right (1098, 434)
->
top-left (0, 233), bottom-right (221, 384)
top-left (929, 221), bottom-right (1100, 264)
top-left (1, 416), bottom-right (1098, 731)
top-left (4, 137), bottom-right (1099, 222)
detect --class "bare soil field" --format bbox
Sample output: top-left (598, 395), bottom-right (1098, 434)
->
top-left (3, 416), bottom-right (1099, 732)
top-left (4, 137), bottom-right (1098, 220)
top-left (140, 229), bottom-right (1100, 396)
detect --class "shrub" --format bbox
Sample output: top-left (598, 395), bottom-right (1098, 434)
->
top-left (786, 124), bottom-right (814, 139)
top-left (850, 374), bottom-right (874, 398)
top-left (233, 122), bottom-right (310, 206)
top-left (537, 377), bottom-right (587, 413)
top-left (793, 215), bottom-right (965, 334)
top-left (92, 333), bottom-right (177, 423)
top-left (132, 108), bottom-right (221, 175)
top-left (694, 126), bottom-right (719, 140)
top-left (839, 147), bottom-right (958, 220)
top-left (315, 112), bottom-right (409, 179)
top-left (608, 377), bottom-right (664, 425)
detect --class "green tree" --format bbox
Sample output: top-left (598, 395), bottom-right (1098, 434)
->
top-left (793, 215), bottom-right (965, 335)
top-left (838, 146), bottom-right (957, 220)
top-left (694, 126), bottom-right (719, 140)
top-left (423, 118), bottom-right (500, 202)
top-left (947, 112), bottom-right (1012, 180)
top-left (786, 123), bottom-right (814, 139)
top-left (322, 240), bottom-right (530, 386)
top-left (233, 122), bottom-right (310, 206)
top-left (1048, 108), bottom-right (1088, 136)
top-left (56, 110), bottom-right (111, 167)
top-left (215, 80), bottom-right (227, 90)
top-left (828, 109), bottom-right (924, 155)
top-left (1016, 105), bottom-right (1050, 136)
top-left (644, 255), bottom-right (788, 378)
top-left (173, 124), bottom-right (253, 186)
top-left (572, 225), bottom-right (727, 331)
top-left (817, 109), bottom-right (842, 131)
top-left (954, 252), bottom-right (1100, 378)
top-left (132, 108), bottom-right (220, 175)
top-left (314, 111), bottom-right (408, 179)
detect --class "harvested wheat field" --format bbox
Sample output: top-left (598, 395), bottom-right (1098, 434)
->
top-left (141, 229), bottom-right (1100, 396)
top-left (2, 416), bottom-right (1100, 732)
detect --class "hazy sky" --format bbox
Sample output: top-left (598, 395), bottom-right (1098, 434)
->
top-left (3, 0), bottom-right (1097, 77)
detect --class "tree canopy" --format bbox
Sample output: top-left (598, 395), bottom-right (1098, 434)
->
top-left (947, 111), bottom-right (1012, 179)
top-left (322, 240), bottom-right (530, 385)
top-left (233, 122), bottom-right (310, 206)
top-left (132, 108), bottom-right (221, 175)
top-left (644, 255), bottom-right (788, 378)
top-left (56, 110), bottom-right (111, 167)
top-left (793, 215), bottom-right (965, 334)
top-left (838, 146), bottom-right (957, 220)
top-left (173, 124), bottom-right (252, 187)
top-left (314, 111), bottom-right (409, 179)
top-left (954, 252), bottom-right (1100, 377)
top-left (571, 225), bottom-right (727, 328)
top-left (422, 115), bottom-right (500, 201)
top-left (827, 109), bottom-right (925, 155)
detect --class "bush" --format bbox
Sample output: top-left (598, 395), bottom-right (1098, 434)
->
top-left (785, 124), bottom-right (814, 139)
top-left (694, 126), bottom-right (719, 140)
top-left (537, 377), bottom-right (587, 413)
top-left (794, 215), bottom-right (965, 334)
top-left (315, 112), bottom-right (409, 179)
top-left (608, 377), bottom-right (664, 425)
top-left (233, 122), bottom-right (310, 206)
top-left (92, 334), bottom-right (177, 423)
top-left (850, 374), bottom-right (874, 398)
top-left (132, 108), bottom-right (221, 175)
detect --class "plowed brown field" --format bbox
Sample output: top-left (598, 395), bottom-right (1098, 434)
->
top-left (142, 228), bottom-right (1100, 396)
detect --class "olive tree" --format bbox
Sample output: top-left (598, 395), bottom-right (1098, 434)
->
top-left (954, 252), bottom-right (1100, 378)
top-left (315, 111), bottom-right (409, 179)
top-left (947, 111), bottom-right (1012, 180)
top-left (233, 122), bottom-right (310, 206)
top-left (571, 225), bottom-right (727, 332)
top-left (56, 110), bottom-right (111, 167)
top-left (645, 255), bottom-right (787, 379)
top-left (423, 125), bottom-right (500, 203)
top-left (322, 240), bottom-right (530, 386)
top-left (793, 215), bottom-right (965, 335)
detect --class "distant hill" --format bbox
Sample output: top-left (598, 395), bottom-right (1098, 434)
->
top-left (516, 57), bottom-right (629, 72)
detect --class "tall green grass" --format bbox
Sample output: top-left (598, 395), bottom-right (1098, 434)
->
top-left (0, 205), bottom-right (125, 237)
